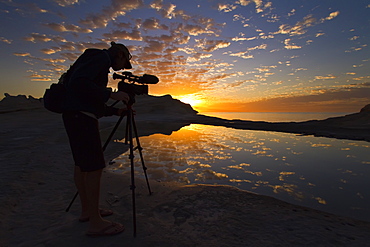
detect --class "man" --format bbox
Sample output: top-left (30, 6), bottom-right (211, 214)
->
top-left (62, 41), bottom-right (131, 236)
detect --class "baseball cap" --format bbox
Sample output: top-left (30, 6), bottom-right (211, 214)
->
top-left (110, 41), bottom-right (132, 69)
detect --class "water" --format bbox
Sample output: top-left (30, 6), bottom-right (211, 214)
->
top-left (111, 124), bottom-right (370, 222)
top-left (202, 112), bottom-right (351, 122)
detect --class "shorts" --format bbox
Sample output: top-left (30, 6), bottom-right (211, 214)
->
top-left (62, 111), bottom-right (106, 172)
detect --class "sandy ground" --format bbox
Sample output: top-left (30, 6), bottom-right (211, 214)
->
top-left (1, 108), bottom-right (370, 247)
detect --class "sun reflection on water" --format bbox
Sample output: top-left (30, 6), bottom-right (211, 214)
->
top-left (111, 124), bottom-right (370, 222)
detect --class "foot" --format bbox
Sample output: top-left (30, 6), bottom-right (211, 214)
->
top-left (79, 209), bottom-right (113, 222)
top-left (86, 221), bottom-right (125, 237)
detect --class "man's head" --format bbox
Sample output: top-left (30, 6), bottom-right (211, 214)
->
top-left (108, 41), bottom-right (132, 71)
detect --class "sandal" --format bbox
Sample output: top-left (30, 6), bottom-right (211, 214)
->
top-left (86, 222), bottom-right (125, 237)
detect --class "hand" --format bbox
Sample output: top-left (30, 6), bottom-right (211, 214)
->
top-left (111, 91), bottom-right (129, 103)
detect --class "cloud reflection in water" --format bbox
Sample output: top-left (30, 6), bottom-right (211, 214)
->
top-left (112, 124), bottom-right (370, 222)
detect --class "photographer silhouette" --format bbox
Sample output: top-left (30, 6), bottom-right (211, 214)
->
top-left (62, 41), bottom-right (132, 237)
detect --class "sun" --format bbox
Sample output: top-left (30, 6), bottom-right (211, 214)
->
top-left (176, 94), bottom-right (204, 109)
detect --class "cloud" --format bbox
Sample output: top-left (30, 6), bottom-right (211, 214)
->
top-left (274, 11), bottom-right (339, 37)
top-left (142, 18), bottom-right (169, 30)
top-left (24, 33), bottom-right (52, 43)
top-left (40, 48), bottom-right (61, 55)
top-left (0, 37), bottom-right (12, 44)
top-left (52, 0), bottom-right (80, 7)
top-left (228, 43), bottom-right (267, 59)
top-left (232, 36), bottom-right (257, 42)
top-left (320, 11), bottom-right (340, 22)
top-left (142, 40), bottom-right (166, 53)
top-left (229, 52), bottom-right (254, 59)
top-left (43, 23), bottom-right (93, 33)
top-left (59, 52), bottom-right (80, 62)
top-left (102, 29), bottom-right (142, 41)
top-left (349, 36), bottom-right (359, 41)
top-left (196, 39), bottom-right (231, 52)
top-left (181, 23), bottom-right (216, 36)
top-left (284, 39), bottom-right (302, 49)
top-left (29, 73), bottom-right (52, 82)
top-left (13, 51), bottom-right (66, 65)
top-left (248, 43), bottom-right (267, 51)
top-left (187, 53), bottom-right (213, 62)
top-left (79, 0), bottom-right (144, 29)
top-left (315, 75), bottom-right (337, 80)
top-left (217, 3), bottom-right (237, 12)
top-left (218, 0), bottom-right (272, 14)
top-left (149, 0), bottom-right (190, 20)
top-left (275, 14), bottom-right (316, 36)
top-left (13, 52), bottom-right (31, 57)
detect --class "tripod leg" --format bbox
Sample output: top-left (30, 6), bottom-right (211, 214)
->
top-left (102, 113), bottom-right (126, 152)
top-left (131, 113), bottom-right (152, 195)
top-left (127, 109), bottom-right (137, 237)
top-left (65, 191), bottom-right (78, 212)
top-left (125, 112), bottom-right (129, 145)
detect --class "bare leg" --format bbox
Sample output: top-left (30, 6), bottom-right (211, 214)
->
top-left (74, 166), bottom-right (88, 219)
top-left (85, 168), bottom-right (105, 228)
top-left (85, 168), bottom-right (124, 234)
top-left (75, 167), bottom-right (124, 234)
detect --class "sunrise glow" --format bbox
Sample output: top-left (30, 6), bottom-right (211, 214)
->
top-left (176, 94), bottom-right (205, 110)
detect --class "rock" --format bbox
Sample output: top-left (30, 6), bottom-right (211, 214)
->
top-left (360, 104), bottom-right (370, 112)
top-left (0, 94), bottom-right (43, 113)
top-left (0, 93), bottom-right (198, 116)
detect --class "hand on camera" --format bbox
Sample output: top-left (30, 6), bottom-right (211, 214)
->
top-left (111, 91), bottom-right (129, 103)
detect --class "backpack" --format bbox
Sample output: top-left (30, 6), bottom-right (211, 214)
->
top-left (43, 66), bottom-right (73, 113)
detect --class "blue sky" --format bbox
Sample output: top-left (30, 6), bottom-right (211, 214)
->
top-left (0, 0), bottom-right (369, 112)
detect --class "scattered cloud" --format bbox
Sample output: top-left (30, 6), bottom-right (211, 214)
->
top-left (13, 52), bottom-right (31, 57)
top-left (217, 3), bottom-right (237, 13)
top-left (315, 75), bottom-right (337, 80)
top-left (79, 0), bottom-right (144, 29)
top-left (43, 22), bottom-right (93, 33)
top-left (275, 15), bottom-right (316, 36)
top-left (142, 18), bottom-right (169, 30)
top-left (0, 37), bottom-right (12, 44)
top-left (24, 33), bottom-right (53, 43)
top-left (284, 39), bottom-right (302, 49)
top-left (218, 0), bottom-right (272, 14)
top-left (3, 0), bottom-right (368, 113)
top-left (103, 29), bottom-right (142, 41)
top-left (52, 0), bottom-right (80, 7)
top-left (349, 36), bottom-right (360, 41)
top-left (229, 52), bottom-right (254, 59)
top-left (320, 11), bottom-right (340, 22)
top-left (196, 39), bottom-right (231, 52)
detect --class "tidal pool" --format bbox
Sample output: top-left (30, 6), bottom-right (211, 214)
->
top-left (111, 124), bottom-right (370, 222)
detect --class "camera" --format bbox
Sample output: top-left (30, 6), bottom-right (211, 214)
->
top-left (113, 72), bottom-right (159, 105)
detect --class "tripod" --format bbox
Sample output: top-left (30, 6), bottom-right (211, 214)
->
top-left (65, 102), bottom-right (152, 237)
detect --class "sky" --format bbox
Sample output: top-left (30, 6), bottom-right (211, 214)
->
top-left (0, 0), bottom-right (369, 113)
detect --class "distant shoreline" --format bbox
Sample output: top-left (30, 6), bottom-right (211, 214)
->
top-left (188, 111), bottom-right (370, 142)
top-left (199, 111), bottom-right (352, 123)
top-left (1, 93), bottom-right (369, 142)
